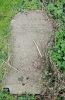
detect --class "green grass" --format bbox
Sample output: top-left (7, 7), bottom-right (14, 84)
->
top-left (0, 0), bottom-right (41, 82)
top-left (18, 94), bottom-right (35, 100)
top-left (0, 92), bottom-right (36, 100)
top-left (0, 93), bottom-right (43, 100)
top-left (0, 91), bottom-right (15, 100)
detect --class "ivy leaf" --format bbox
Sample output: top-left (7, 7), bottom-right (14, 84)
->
top-left (62, 61), bottom-right (65, 68)
top-left (63, 57), bottom-right (65, 60)
top-left (58, 50), bottom-right (61, 53)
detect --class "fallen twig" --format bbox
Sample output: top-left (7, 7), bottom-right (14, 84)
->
top-left (33, 40), bottom-right (42, 58)
top-left (7, 55), bottom-right (11, 63)
top-left (3, 60), bottom-right (20, 72)
top-left (0, 61), bottom-right (4, 68)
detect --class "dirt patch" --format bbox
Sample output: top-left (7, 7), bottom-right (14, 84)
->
top-left (3, 10), bottom-right (53, 94)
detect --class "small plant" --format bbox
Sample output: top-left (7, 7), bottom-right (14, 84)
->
top-left (47, 2), bottom-right (63, 19)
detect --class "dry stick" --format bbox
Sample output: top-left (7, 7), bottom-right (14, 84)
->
top-left (33, 40), bottom-right (42, 58)
top-left (0, 61), bottom-right (4, 68)
top-left (7, 55), bottom-right (11, 63)
top-left (3, 60), bottom-right (20, 72)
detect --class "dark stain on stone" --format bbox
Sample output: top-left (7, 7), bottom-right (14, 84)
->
top-left (18, 76), bottom-right (23, 82)
top-left (22, 83), bottom-right (25, 86)
top-left (26, 77), bottom-right (29, 80)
